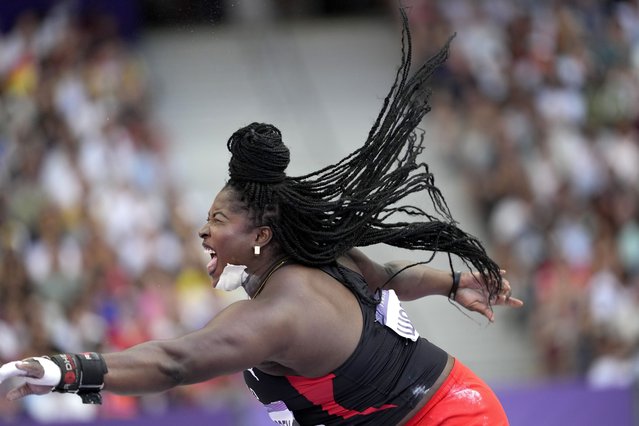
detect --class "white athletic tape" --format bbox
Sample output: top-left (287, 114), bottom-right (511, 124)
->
top-left (0, 357), bottom-right (61, 387)
top-left (26, 357), bottom-right (61, 387)
top-left (0, 361), bottom-right (27, 383)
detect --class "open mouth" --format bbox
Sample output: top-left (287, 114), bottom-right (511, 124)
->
top-left (203, 245), bottom-right (218, 277)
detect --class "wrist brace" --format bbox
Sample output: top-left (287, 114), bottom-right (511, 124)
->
top-left (48, 352), bottom-right (108, 404)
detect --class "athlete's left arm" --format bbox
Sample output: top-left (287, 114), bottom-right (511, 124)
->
top-left (345, 248), bottom-right (522, 321)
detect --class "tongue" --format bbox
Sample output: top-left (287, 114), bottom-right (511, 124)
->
top-left (207, 256), bottom-right (218, 275)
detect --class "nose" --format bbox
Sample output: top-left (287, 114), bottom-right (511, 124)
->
top-left (198, 223), bottom-right (209, 239)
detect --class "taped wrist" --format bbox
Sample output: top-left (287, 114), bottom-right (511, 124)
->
top-left (48, 352), bottom-right (108, 404)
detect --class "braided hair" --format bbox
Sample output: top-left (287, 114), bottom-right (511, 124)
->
top-left (225, 9), bottom-right (503, 302)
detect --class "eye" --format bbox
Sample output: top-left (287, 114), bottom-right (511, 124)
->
top-left (208, 215), bottom-right (222, 224)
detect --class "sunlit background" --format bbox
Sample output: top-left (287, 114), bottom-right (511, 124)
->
top-left (1, 0), bottom-right (638, 425)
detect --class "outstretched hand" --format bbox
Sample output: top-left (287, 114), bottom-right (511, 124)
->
top-left (0, 358), bottom-right (60, 401)
top-left (453, 270), bottom-right (523, 322)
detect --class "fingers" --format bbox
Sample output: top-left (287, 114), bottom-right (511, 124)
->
top-left (0, 359), bottom-right (46, 384)
top-left (16, 359), bottom-right (45, 378)
top-left (476, 305), bottom-right (495, 322)
top-left (1, 358), bottom-right (57, 402)
top-left (465, 300), bottom-right (495, 322)
top-left (496, 276), bottom-right (519, 303)
top-left (0, 362), bottom-right (27, 384)
top-left (482, 307), bottom-right (495, 322)
top-left (491, 293), bottom-right (524, 309)
top-left (482, 297), bottom-right (522, 322)
top-left (506, 296), bottom-right (524, 307)
top-left (6, 383), bottom-right (34, 401)
top-left (5, 382), bottom-right (52, 400)
top-left (496, 277), bottom-right (524, 307)
top-left (21, 358), bottom-right (60, 387)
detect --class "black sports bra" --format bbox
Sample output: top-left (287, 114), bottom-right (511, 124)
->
top-left (243, 263), bottom-right (448, 425)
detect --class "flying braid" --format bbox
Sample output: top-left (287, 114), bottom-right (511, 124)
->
top-left (225, 8), bottom-right (503, 303)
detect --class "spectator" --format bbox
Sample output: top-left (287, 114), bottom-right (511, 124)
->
top-left (405, 0), bottom-right (639, 385)
top-left (0, 3), bottom-right (243, 421)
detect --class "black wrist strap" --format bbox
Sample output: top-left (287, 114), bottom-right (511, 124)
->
top-left (448, 271), bottom-right (461, 300)
top-left (48, 352), bottom-right (108, 404)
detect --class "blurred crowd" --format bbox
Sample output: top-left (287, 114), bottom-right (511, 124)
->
top-left (0, 2), bottom-right (244, 423)
top-left (1, 0), bottom-right (639, 423)
top-left (410, 0), bottom-right (639, 388)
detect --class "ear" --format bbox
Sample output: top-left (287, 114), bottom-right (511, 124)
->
top-left (254, 225), bottom-right (273, 247)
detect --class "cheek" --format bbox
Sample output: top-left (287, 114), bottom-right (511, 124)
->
top-left (213, 228), bottom-right (252, 262)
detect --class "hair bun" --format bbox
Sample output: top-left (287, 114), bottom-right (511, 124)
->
top-left (227, 123), bottom-right (290, 184)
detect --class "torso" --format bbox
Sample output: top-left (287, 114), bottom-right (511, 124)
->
top-left (246, 261), bottom-right (449, 425)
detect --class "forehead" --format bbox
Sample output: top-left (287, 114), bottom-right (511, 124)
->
top-left (210, 187), bottom-right (246, 213)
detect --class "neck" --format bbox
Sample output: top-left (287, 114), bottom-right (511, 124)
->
top-left (243, 256), bottom-right (290, 299)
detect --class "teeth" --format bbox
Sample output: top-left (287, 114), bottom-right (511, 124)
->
top-left (203, 247), bottom-right (216, 255)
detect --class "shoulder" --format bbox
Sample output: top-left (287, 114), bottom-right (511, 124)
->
top-left (258, 263), bottom-right (318, 301)
top-left (341, 248), bottom-right (388, 291)
top-left (257, 261), bottom-right (363, 308)
top-left (342, 248), bottom-right (379, 273)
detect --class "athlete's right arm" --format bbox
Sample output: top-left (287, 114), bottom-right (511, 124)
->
top-left (102, 297), bottom-right (296, 394)
top-left (1, 297), bottom-right (296, 400)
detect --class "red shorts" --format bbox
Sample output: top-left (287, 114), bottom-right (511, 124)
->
top-left (404, 359), bottom-right (509, 426)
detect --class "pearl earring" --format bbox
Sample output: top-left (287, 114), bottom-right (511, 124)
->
top-left (254, 245), bottom-right (261, 255)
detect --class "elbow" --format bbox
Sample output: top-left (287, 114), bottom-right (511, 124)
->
top-left (153, 345), bottom-right (190, 388)
top-left (157, 359), bottom-right (187, 388)
top-left (156, 339), bottom-right (215, 387)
